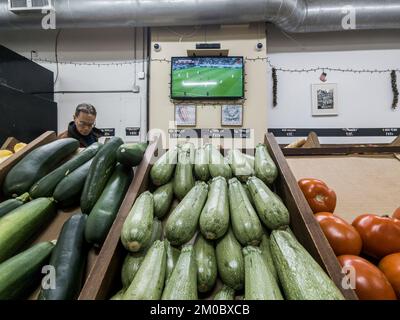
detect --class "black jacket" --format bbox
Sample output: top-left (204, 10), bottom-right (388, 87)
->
top-left (62, 121), bottom-right (103, 148)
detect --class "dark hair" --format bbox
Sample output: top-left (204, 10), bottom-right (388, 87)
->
top-left (75, 103), bottom-right (97, 117)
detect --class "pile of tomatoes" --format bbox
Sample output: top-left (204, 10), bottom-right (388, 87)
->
top-left (298, 178), bottom-right (400, 300)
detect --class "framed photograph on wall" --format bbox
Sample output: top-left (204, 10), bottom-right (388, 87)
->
top-left (175, 104), bottom-right (197, 126)
top-left (311, 84), bottom-right (338, 116)
top-left (221, 104), bottom-right (243, 126)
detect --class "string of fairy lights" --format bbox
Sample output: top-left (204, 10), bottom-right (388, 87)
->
top-left (32, 55), bottom-right (399, 109)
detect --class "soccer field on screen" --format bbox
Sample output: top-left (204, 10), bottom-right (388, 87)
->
top-left (172, 67), bottom-right (243, 98)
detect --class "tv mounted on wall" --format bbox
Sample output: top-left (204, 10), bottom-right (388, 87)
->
top-left (171, 56), bottom-right (244, 100)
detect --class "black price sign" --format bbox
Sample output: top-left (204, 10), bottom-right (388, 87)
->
top-left (126, 127), bottom-right (140, 136)
top-left (99, 128), bottom-right (115, 137)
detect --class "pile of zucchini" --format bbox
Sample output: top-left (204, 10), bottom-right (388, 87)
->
top-left (0, 137), bottom-right (148, 300)
top-left (115, 143), bottom-right (345, 300)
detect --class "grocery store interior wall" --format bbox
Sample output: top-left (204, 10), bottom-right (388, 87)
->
top-left (266, 25), bottom-right (400, 144)
top-left (0, 28), bottom-right (148, 142)
top-left (149, 24), bottom-right (268, 148)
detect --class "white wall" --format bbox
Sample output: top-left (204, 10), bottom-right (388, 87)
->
top-left (266, 25), bottom-right (400, 144)
top-left (0, 28), bottom-right (148, 142)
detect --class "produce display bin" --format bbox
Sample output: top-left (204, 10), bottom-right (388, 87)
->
top-left (79, 133), bottom-right (358, 300)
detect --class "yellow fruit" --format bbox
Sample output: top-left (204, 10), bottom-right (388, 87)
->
top-left (0, 150), bottom-right (13, 158)
top-left (14, 143), bottom-right (27, 153)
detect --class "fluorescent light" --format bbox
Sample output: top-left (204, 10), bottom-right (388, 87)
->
top-left (182, 81), bottom-right (218, 87)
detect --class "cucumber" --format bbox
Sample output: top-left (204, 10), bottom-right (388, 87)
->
top-left (214, 285), bottom-right (235, 300)
top-left (243, 246), bottom-right (283, 300)
top-left (38, 214), bottom-right (87, 300)
top-left (199, 176), bottom-right (229, 240)
top-left (173, 147), bottom-right (195, 200)
top-left (228, 149), bottom-right (254, 182)
top-left (165, 182), bottom-right (208, 246)
top-left (194, 234), bottom-right (217, 293)
top-left (0, 241), bottom-right (55, 300)
top-left (255, 144), bottom-right (278, 185)
top-left (153, 182), bottom-right (174, 219)
top-left (142, 218), bottom-right (163, 251)
top-left (121, 191), bottom-right (154, 252)
top-left (228, 178), bottom-right (263, 246)
top-left (116, 142), bottom-right (147, 167)
top-left (150, 148), bottom-right (178, 186)
top-left (80, 137), bottom-right (123, 214)
top-left (0, 197), bottom-right (56, 263)
top-left (247, 176), bottom-right (290, 230)
top-left (121, 252), bottom-right (145, 289)
top-left (194, 147), bottom-right (210, 181)
top-left (260, 233), bottom-right (278, 283)
top-left (0, 192), bottom-right (30, 218)
top-left (85, 164), bottom-right (133, 247)
top-left (110, 289), bottom-right (125, 300)
top-left (206, 144), bottom-right (232, 180)
top-left (161, 245), bottom-right (197, 300)
top-left (215, 229), bottom-right (244, 290)
top-left (53, 159), bottom-right (93, 208)
top-left (165, 240), bottom-right (180, 285)
top-left (123, 240), bottom-right (167, 300)
top-left (3, 138), bottom-right (79, 197)
top-left (29, 142), bottom-right (101, 199)
top-left (270, 228), bottom-right (345, 300)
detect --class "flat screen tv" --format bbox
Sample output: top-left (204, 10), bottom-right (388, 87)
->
top-left (171, 56), bottom-right (244, 100)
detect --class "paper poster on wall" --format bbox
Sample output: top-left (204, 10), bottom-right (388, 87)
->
top-left (221, 104), bottom-right (243, 126)
top-left (311, 84), bottom-right (338, 116)
top-left (175, 104), bottom-right (196, 126)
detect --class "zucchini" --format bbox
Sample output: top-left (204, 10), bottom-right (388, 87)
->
top-left (161, 245), bottom-right (197, 300)
top-left (255, 144), bottom-right (278, 185)
top-left (214, 285), bottom-right (235, 300)
top-left (0, 241), bottom-right (55, 300)
top-left (199, 176), bottom-right (229, 240)
top-left (260, 233), bottom-right (278, 283)
top-left (80, 137), bottom-right (123, 214)
top-left (173, 147), bottom-right (195, 200)
top-left (121, 191), bottom-right (154, 252)
top-left (116, 142), bottom-right (147, 167)
top-left (243, 246), bottom-right (283, 300)
top-left (142, 218), bottom-right (163, 251)
top-left (85, 164), bottom-right (133, 247)
top-left (0, 192), bottom-right (30, 218)
top-left (153, 182), bottom-right (174, 219)
top-left (110, 289), bottom-right (125, 300)
top-left (206, 144), bottom-right (232, 180)
top-left (228, 149), bottom-right (254, 182)
top-left (150, 148), bottom-right (178, 186)
top-left (242, 184), bottom-right (255, 207)
top-left (194, 234), bottom-right (217, 293)
top-left (247, 176), bottom-right (290, 230)
top-left (123, 240), bottom-right (167, 300)
top-left (3, 138), bottom-right (79, 197)
top-left (0, 198), bottom-right (56, 263)
top-left (29, 142), bottom-right (101, 199)
top-left (270, 228), bottom-right (345, 300)
top-left (243, 153), bottom-right (255, 169)
top-left (228, 178), bottom-right (263, 246)
top-left (53, 159), bottom-right (93, 208)
top-left (215, 228), bottom-right (244, 290)
top-left (180, 142), bottom-right (195, 163)
top-left (121, 252), bottom-right (145, 289)
top-left (165, 240), bottom-right (180, 285)
top-left (165, 182), bottom-right (208, 246)
top-left (38, 214), bottom-right (87, 300)
top-left (194, 147), bottom-right (210, 181)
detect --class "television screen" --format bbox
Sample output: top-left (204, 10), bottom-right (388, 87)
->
top-left (171, 56), bottom-right (244, 100)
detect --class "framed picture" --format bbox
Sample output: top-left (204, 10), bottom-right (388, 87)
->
top-left (221, 104), bottom-right (243, 126)
top-left (311, 84), bottom-right (338, 116)
top-left (175, 104), bottom-right (196, 126)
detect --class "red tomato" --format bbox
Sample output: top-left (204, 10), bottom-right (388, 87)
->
top-left (393, 207), bottom-right (400, 220)
top-left (315, 212), bottom-right (362, 256)
top-left (352, 214), bottom-right (400, 259)
top-left (379, 253), bottom-right (400, 299)
top-left (298, 178), bottom-right (337, 213)
top-left (338, 255), bottom-right (397, 300)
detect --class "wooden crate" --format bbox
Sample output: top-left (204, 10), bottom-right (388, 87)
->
top-left (0, 131), bottom-right (126, 299)
top-left (79, 133), bottom-right (357, 300)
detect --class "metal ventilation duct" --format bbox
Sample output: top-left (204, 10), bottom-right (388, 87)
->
top-left (0, 0), bottom-right (399, 32)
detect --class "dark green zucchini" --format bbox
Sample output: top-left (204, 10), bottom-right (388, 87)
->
top-left (3, 138), bottom-right (79, 197)
top-left (116, 142), bottom-right (147, 167)
top-left (0, 192), bottom-right (30, 218)
top-left (38, 214), bottom-right (87, 300)
top-left (80, 137), bottom-right (123, 214)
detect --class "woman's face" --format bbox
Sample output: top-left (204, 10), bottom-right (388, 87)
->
top-left (74, 112), bottom-right (96, 136)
